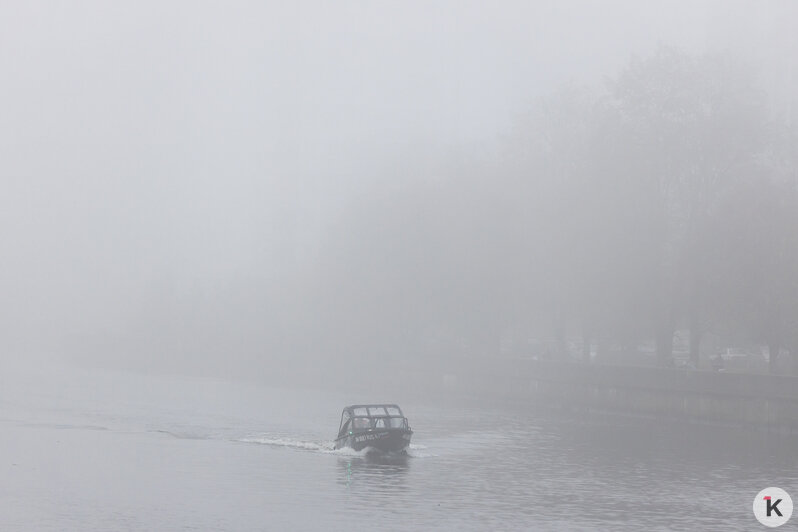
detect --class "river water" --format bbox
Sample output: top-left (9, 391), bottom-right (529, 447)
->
top-left (1, 361), bottom-right (796, 531)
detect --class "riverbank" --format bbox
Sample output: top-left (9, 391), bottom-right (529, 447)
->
top-left (414, 358), bottom-right (798, 431)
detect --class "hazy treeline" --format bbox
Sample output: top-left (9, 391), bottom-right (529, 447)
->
top-left (292, 47), bottom-right (798, 374)
top-left (42, 47), bottom-right (798, 381)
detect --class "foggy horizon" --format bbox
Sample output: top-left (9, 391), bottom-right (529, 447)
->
top-left (3, 1), bottom-right (796, 378)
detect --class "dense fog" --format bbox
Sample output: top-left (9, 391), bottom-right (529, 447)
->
top-left (6, 3), bottom-right (798, 531)
top-left (2, 1), bottom-right (797, 385)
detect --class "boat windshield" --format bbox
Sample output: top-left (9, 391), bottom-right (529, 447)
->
top-left (343, 406), bottom-right (408, 433)
top-left (388, 417), bottom-right (406, 429)
top-left (352, 417), bottom-right (371, 430)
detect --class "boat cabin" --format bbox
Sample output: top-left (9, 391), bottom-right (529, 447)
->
top-left (337, 404), bottom-right (409, 438)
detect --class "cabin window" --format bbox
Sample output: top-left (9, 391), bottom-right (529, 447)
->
top-left (368, 407), bottom-right (387, 416)
top-left (386, 407), bottom-right (401, 416)
top-left (388, 417), bottom-right (405, 429)
top-left (352, 417), bottom-right (371, 429)
top-left (339, 411), bottom-right (351, 433)
top-left (374, 418), bottom-right (386, 428)
top-left (353, 407), bottom-right (368, 416)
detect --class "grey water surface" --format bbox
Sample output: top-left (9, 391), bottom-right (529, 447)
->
top-left (1, 363), bottom-right (793, 531)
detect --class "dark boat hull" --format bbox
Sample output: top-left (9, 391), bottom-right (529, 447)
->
top-left (335, 429), bottom-right (412, 453)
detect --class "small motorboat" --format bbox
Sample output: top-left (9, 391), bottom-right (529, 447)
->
top-left (334, 404), bottom-right (413, 453)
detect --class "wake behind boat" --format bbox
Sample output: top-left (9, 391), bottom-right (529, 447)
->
top-left (334, 404), bottom-right (413, 453)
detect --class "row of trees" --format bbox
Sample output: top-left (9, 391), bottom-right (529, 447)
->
top-left (510, 48), bottom-right (798, 372)
top-left (301, 47), bottom-right (798, 374)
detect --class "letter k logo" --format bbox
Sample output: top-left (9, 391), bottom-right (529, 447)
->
top-left (755, 488), bottom-right (793, 527)
top-left (766, 496), bottom-right (783, 517)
